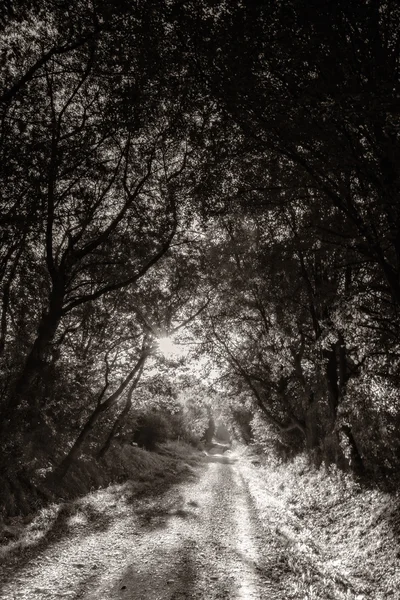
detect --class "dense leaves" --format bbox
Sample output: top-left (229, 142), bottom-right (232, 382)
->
top-left (1, 0), bottom-right (400, 514)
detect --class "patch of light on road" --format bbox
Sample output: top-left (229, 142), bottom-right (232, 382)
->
top-left (232, 470), bottom-right (261, 600)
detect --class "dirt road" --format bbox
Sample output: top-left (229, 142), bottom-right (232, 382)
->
top-left (0, 453), bottom-right (365, 600)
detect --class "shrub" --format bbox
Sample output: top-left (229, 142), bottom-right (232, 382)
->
top-left (250, 412), bottom-right (303, 461)
top-left (131, 406), bottom-right (201, 450)
top-left (132, 411), bottom-right (171, 450)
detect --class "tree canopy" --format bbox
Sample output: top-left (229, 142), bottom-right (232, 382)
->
top-left (1, 1), bottom-right (399, 499)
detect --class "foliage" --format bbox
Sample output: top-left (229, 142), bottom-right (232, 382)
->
top-left (240, 449), bottom-right (400, 598)
top-left (1, 0), bottom-right (400, 516)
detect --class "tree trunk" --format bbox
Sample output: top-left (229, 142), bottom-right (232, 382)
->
top-left (204, 415), bottom-right (215, 447)
top-left (96, 404), bottom-right (128, 461)
top-left (325, 346), bottom-right (339, 420)
top-left (96, 366), bottom-right (143, 460)
top-left (304, 394), bottom-right (320, 458)
top-left (54, 352), bottom-right (147, 479)
top-left (54, 401), bottom-right (107, 480)
top-left (0, 283), bottom-right (65, 456)
top-left (13, 282), bottom-right (65, 410)
top-left (341, 424), bottom-right (365, 476)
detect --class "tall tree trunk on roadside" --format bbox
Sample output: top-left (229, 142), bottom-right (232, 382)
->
top-left (204, 413), bottom-right (215, 447)
top-left (304, 393), bottom-right (319, 452)
top-left (13, 281), bottom-right (65, 410)
top-left (341, 424), bottom-right (366, 476)
top-left (96, 364), bottom-right (144, 461)
top-left (291, 337), bottom-right (319, 452)
top-left (0, 280), bottom-right (65, 456)
top-left (0, 243), bottom-right (24, 358)
top-left (54, 352), bottom-right (147, 480)
top-left (323, 333), bottom-right (354, 468)
top-left (325, 345), bottom-right (340, 422)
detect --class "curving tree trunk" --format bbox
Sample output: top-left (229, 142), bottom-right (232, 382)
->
top-left (96, 364), bottom-right (144, 461)
top-left (54, 351), bottom-right (148, 480)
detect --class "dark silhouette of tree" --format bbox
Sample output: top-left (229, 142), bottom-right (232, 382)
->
top-left (1, 1), bottom-right (400, 511)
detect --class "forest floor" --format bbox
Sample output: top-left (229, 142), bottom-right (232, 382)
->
top-left (0, 446), bottom-right (399, 600)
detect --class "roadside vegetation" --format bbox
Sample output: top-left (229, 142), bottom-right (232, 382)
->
top-left (0, 439), bottom-right (203, 553)
top-left (0, 379), bottom-right (214, 523)
top-left (239, 443), bottom-right (400, 599)
top-left (1, 0), bottom-right (400, 560)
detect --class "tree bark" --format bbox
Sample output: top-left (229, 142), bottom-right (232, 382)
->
top-left (341, 424), bottom-right (366, 476)
top-left (12, 282), bottom-right (65, 410)
top-left (54, 352), bottom-right (147, 480)
top-left (304, 394), bottom-right (319, 451)
top-left (324, 345), bottom-right (340, 420)
top-left (96, 363), bottom-right (144, 460)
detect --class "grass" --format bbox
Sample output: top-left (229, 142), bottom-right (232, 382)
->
top-left (0, 440), bottom-right (204, 559)
top-left (239, 445), bottom-right (400, 599)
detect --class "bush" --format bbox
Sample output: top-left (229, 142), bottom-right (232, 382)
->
top-left (250, 411), bottom-right (303, 462)
top-left (131, 407), bottom-right (201, 450)
top-left (133, 412), bottom-right (172, 450)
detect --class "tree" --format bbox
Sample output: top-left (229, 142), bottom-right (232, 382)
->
top-left (0, 1), bottom-right (218, 480)
top-left (2, 0), bottom-right (400, 498)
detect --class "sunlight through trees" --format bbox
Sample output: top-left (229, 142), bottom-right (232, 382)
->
top-left (1, 0), bottom-right (400, 518)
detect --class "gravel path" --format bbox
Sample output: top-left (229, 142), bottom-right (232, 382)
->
top-left (0, 453), bottom-right (345, 599)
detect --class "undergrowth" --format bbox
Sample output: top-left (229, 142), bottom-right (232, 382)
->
top-left (0, 441), bottom-right (203, 551)
top-left (241, 446), bottom-right (400, 600)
